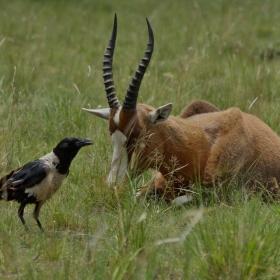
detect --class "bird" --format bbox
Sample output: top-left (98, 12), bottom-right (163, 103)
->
top-left (0, 137), bottom-right (93, 231)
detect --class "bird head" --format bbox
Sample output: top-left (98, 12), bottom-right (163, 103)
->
top-left (53, 137), bottom-right (93, 172)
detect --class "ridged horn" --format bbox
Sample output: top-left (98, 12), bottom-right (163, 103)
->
top-left (122, 18), bottom-right (154, 112)
top-left (103, 13), bottom-right (120, 109)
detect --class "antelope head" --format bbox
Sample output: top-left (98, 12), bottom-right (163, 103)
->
top-left (83, 14), bottom-right (173, 187)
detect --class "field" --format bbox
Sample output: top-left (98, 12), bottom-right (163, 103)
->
top-left (1, 0), bottom-right (280, 279)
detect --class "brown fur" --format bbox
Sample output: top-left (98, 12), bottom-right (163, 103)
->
top-left (180, 99), bottom-right (220, 118)
top-left (110, 101), bottom-right (280, 201)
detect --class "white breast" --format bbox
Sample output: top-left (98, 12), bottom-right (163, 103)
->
top-left (24, 152), bottom-right (67, 201)
top-left (24, 171), bottom-right (66, 201)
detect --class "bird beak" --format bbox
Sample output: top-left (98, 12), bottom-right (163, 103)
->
top-left (76, 138), bottom-right (93, 147)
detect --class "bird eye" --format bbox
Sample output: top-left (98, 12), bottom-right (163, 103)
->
top-left (60, 143), bottom-right (69, 149)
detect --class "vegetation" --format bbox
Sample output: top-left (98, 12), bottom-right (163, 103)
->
top-left (1, 0), bottom-right (280, 278)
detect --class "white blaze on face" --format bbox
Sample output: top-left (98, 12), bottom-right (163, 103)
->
top-left (107, 129), bottom-right (129, 187)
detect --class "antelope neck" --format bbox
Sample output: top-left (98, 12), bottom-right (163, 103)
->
top-left (110, 107), bottom-right (138, 136)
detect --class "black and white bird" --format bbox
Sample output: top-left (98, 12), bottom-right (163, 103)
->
top-left (0, 137), bottom-right (93, 231)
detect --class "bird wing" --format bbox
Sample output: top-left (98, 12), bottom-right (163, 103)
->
top-left (0, 160), bottom-right (51, 191)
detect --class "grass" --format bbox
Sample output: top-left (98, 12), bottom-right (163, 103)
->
top-left (1, 0), bottom-right (280, 278)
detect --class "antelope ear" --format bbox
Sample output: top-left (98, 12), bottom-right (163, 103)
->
top-left (82, 108), bottom-right (110, 120)
top-left (148, 103), bottom-right (173, 125)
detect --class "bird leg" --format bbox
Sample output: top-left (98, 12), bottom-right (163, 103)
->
top-left (18, 202), bottom-right (28, 231)
top-left (33, 201), bottom-right (45, 232)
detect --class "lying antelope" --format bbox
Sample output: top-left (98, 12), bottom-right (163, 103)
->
top-left (83, 14), bottom-right (280, 201)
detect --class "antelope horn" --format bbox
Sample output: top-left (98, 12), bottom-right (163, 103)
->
top-left (103, 13), bottom-right (120, 109)
top-left (122, 18), bottom-right (154, 112)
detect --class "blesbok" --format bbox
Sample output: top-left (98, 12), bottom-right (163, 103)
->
top-left (83, 14), bottom-right (280, 202)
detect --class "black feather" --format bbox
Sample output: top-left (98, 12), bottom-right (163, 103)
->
top-left (6, 160), bottom-right (50, 190)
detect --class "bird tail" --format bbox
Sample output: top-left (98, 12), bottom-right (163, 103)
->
top-left (0, 172), bottom-right (14, 201)
top-left (0, 184), bottom-right (4, 200)
top-left (0, 187), bottom-right (4, 200)
top-left (0, 178), bottom-right (7, 201)
top-left (0, 187), bottom-right (9, 201)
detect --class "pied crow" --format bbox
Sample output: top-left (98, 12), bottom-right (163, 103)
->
top-left (0, 137), bottom-right (93, 231)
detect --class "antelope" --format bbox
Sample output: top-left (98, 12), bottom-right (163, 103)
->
top-left (83, 14), bottom-right (280, 202)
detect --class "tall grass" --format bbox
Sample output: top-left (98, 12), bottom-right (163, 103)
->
top-left (1, 0), bottom-right (280, 278)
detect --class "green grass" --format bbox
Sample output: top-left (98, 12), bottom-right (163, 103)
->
top-left (1, 0), bottom-right (280, 278)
